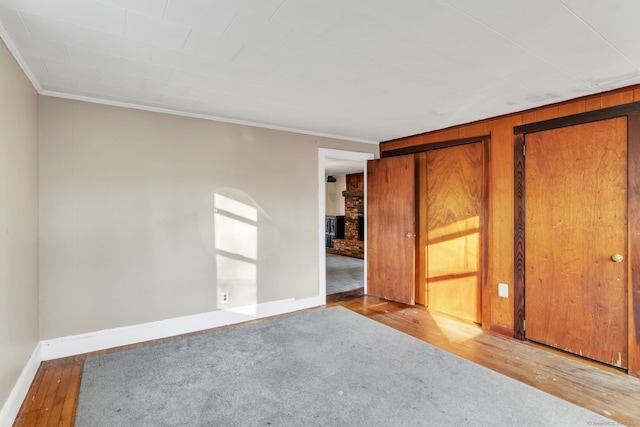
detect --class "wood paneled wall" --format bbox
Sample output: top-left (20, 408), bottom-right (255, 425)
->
top-left (346, 172), bottom-right (364, 191)
top-left (380, 84), bottom-right (640, 338)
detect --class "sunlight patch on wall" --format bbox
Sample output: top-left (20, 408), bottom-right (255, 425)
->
top-left (426, 215), bottom-right (481, 322)
top-left (427, 216), bottom-right (480, 278)
top-left (199, 188), bottom-right (280, 313)
top-left (214, 192), bottom-right (258, 311)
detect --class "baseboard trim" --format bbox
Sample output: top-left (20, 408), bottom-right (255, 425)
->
top-left (0, 342), bottom-right (43, 426)
top-left (490, 324), bottom-right (515, 338)
top-left (40, 296), bottom-right (324, 361)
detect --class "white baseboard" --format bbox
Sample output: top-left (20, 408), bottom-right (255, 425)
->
top-left (40, 296), bottom-right (324, 361)
top-left (0, 342), bottom-right (43, 427)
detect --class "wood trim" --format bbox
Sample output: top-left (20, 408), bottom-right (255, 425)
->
top-left (382, 135), bottom-right (491, 158)
top-left (513, 134), bottom-right (526, 341)
top-left (490, 324), bottom-right (514, 338)
top-left (482, 139), bottom-right (491, 329)
top-left (628, 111), bottom-right (640, 377)
top-left (514, 102), bottom-right (640, 135)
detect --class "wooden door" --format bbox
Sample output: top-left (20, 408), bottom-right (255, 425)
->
top-left (367, 155), bottom-right (415, 304)
top-left (525, 117), bottom-right (628, 368)
top-left (421, 143), bottom-right (483, 323)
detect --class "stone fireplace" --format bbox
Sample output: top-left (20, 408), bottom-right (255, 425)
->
top-left (332, 173), bottom-right (364, 258)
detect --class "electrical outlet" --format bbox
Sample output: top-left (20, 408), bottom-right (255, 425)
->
top-left (498, 283), bottom-right (509, 298)
top-left (221, 291), bottom-right (229, 303)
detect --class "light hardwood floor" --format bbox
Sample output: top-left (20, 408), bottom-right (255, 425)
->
top-left (13, 292), bottom-right (640, 426)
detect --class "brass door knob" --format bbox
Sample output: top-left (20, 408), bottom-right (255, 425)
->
top-left (611, 254), bottom-right (624, 263)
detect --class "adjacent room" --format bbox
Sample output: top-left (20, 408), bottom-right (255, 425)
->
top-left (2, 1), bottom-right (640, 425)
top-left (324, 163), bottom-right (365, 299)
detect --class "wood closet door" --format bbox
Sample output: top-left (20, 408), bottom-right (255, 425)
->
top-left (424, 143), bottom-right (483, 323)
top-left (525, 117), bottom-right (628, 368)
top-left (367, 155), bottom-right (415, 304)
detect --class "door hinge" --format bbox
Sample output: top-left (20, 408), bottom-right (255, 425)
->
top-left (523, 319), bottom-right (526, 331)
top-left (522, 144), bottom-right (526, 156)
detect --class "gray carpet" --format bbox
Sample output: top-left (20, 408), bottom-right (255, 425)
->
top-left (76, 307), bottom-right (611, 426)
top-left (326, 253), bottom-right (364, 294)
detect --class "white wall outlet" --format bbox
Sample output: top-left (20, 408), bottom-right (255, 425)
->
top-left (221, 291), bottom-right (229, 303)
top-left (498, 283), bottom-right (509, 299)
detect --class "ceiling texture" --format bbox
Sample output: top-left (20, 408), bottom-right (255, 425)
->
top-left (1, 0), bottom-right (639, 144)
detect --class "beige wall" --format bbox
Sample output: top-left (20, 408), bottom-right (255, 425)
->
top-left (0, 41), bottom-right (39, 408)
top-left (39, 97), bottom-right (377, 339)
top-left (325, 175), bottom-right (346, 216)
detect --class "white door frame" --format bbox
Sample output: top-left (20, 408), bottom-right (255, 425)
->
top-left (318, 148), bottom-right (374, 299)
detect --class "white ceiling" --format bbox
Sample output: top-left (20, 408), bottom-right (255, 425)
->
top-left (1, 0), bottom-right (639, 143)
top-left (325, 158), bottom-right (363, 176)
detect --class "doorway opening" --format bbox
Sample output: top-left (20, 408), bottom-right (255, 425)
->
top-left (318, 149), bottom-right (374, 302)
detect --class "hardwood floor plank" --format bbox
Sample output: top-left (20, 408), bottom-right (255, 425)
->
top-left (34, 358), bottom-right (67, 426)
top-left (15, 361), bottom-right (56, 426)
top-left (42, 356), bottom-right (73, 425)
top-left (13, 295), bottom-right (640, 425)
top-left (58, 357), bottom-right (84, 426)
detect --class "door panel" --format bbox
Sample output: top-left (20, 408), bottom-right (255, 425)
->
top-left (425, 143), bottom-right (483, 323)
top-left (525, 117), bottom-right (628, 368)
top-left (367, 155), bottom-right (415, 304)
